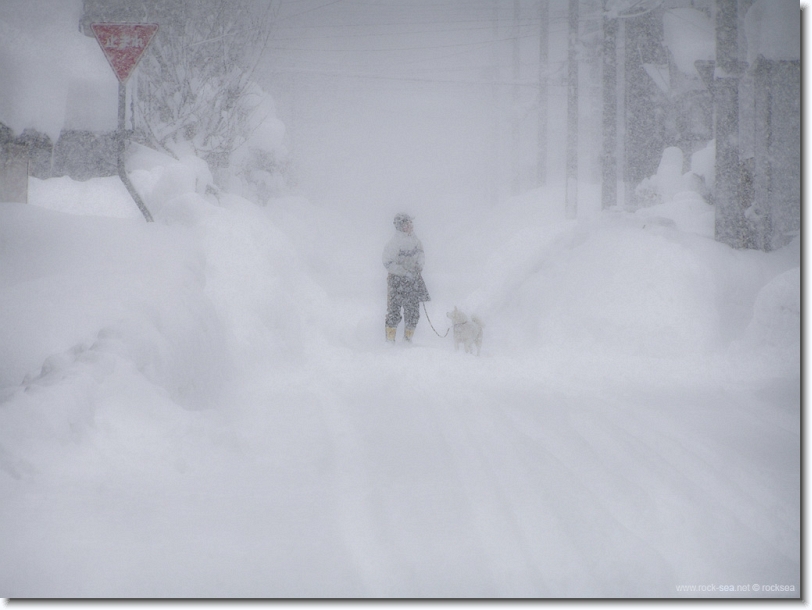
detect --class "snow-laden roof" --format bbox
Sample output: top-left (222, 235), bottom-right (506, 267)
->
top-left (663, 8), bottom-right (714, 78)
top-left (0, 0), bottom-right (118, 141)
top-left (744, 0), bottom-right (801, 65)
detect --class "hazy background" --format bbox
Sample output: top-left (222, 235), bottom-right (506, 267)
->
top-left (257, 0), bottom-right (580, 222)
top-left (0, 0), bottom-right (801, 598)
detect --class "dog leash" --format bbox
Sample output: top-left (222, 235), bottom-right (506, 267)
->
top-left (422, 302), bottom-right (450, 338)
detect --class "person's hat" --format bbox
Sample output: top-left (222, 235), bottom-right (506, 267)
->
top-left (393, 213), bottom-right (414, 229)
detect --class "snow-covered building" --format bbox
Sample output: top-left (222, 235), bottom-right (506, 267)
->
top-left (709, 0), bottom-right (800, 251)
top-left (607, 0), bottom-right (799, 251)
top-left (0, 1), bottom-right (120, 185)
top-left (739, 1), bottom-right (801, 251)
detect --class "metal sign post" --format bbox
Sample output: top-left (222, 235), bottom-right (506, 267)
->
top-left (91, 23), bottom-right (158, 222)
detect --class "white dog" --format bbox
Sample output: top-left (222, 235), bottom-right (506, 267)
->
top-left (446, 307), bottom-right (484, 355)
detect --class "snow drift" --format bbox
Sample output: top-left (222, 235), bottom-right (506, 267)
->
top-left (0, 145), bottom-right (800, 597)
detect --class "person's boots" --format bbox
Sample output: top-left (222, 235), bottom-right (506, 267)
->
top-left (404, 327), bottom-right (415, 342)
top-left (385, 327), bottom-right (396, 342)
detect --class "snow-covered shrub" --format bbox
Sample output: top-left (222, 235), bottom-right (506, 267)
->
top-left (227, 83), bottom-right (288, 204)
top-left (635, 145), bottom-right (712, 209)
top-left (126, 143), bottom-right (216, 217)
top-left (132, 0), bottom-right (282, 197)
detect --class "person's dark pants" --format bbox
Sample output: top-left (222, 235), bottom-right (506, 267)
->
top-left (386, 274), bottom-right (420, 329)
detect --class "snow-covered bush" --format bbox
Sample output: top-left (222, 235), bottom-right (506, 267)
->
top-left (132, 0), bottom-right (286, 200)
top-left (635, 145), bottom-right (713, 209)
top-left (126, 143), bottom-right (216, 218)
top-left (226, 83), bottom-right (288, 204)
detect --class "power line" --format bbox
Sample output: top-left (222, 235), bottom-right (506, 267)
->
top-left (268, 20), bottom-right (543, 42)
top-left (271, 15), bottom-right (552, 30)
top-left (266, 66), bottom-right (555, 88)
top-left (275, 0), bottom-right (348, 23)
top-left (266, 29), bottom-right (541, 53)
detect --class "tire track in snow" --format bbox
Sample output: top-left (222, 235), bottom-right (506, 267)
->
top-left (219, 336), bottom-right (800, 596)
top-left (315, 347), bottom-right (502, 596)
top-left (316, 373), bottom-right (404, 597)
top-left (435, 374), bottom-right (676, 596)
top-left (428, 390), bottom-right (552, 596)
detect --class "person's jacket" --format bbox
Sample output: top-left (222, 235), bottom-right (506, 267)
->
top-left (382, 230), bottom-right (425, 278)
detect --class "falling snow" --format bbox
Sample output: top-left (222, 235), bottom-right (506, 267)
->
top-left (0, 0), bottom-right (801, 599)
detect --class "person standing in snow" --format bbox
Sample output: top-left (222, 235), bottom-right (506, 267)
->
top-left (383, 213), bottom-right (430, 342)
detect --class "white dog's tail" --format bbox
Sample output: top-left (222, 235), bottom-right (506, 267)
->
top-left (471, 316), bottom-right (485, 327)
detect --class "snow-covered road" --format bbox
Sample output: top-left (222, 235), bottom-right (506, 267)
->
top-left (1, 335), bottom-right (799, 597)
top-left (0, 170), bottom-right (801, 597)
top-left (218, 340), bottom-right (798, 597)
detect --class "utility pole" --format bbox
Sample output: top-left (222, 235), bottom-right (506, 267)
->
top-left (491, 0), bottom-right (501, 205)
top-left (601, 8), bottom-right (617, 210)
top-left (566, 0), bottom-right (579, 219)
top-left (512, 0), bottom-right (521, 195)
top-left (537, 0), bottom-right (548, 187)
top-left (713, 0), bottom-right (744, 247)
top-left (617, 17), bottom-right (627, 208)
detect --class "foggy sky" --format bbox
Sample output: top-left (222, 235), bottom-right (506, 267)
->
top-left (255, 0), bottom-right (577, 221)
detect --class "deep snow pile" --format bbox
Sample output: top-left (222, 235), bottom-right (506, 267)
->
top-left (0, 150), bottom-right (800, 597)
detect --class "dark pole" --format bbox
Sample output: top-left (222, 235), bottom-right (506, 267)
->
top-left (117, 81), bottom-right (153, 222)
top-left (601, 13), bottom-right (617, 210)
top-left (566, 0), bottom-right (579, 219)
top-left (491, 0), bottom-right (500, 204)
top-left (512, 0), bottom-right (521, 195)
top-left (713, 0), bottom-right (742, 247)
top-left (537, 0), bottom-right (548, 187)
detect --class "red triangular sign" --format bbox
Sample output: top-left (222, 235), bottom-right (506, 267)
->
top-left (92, 23), bottom-right (158, 83)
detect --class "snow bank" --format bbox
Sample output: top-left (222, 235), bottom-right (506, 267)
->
top-left (728, 264), bottom-right (801, 380)
top-left (745, 266), bottom-right (802, 349)
top-left (185, 193), bottom-right (335, 363)
top-left (0, 203), bottom-right (228, 409)
top-left (0, 142), bottom-right (333, 425)
top-left (28, 176), bottom-right (142, 219)
top-left (471, 212), bottom-right (720, 358)
top-left (635, 192), bottom-right (715, 238)
top-left (426, 182), bottom-right (798, 370)
top-left (0, 154), bottom-right (800, 597)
